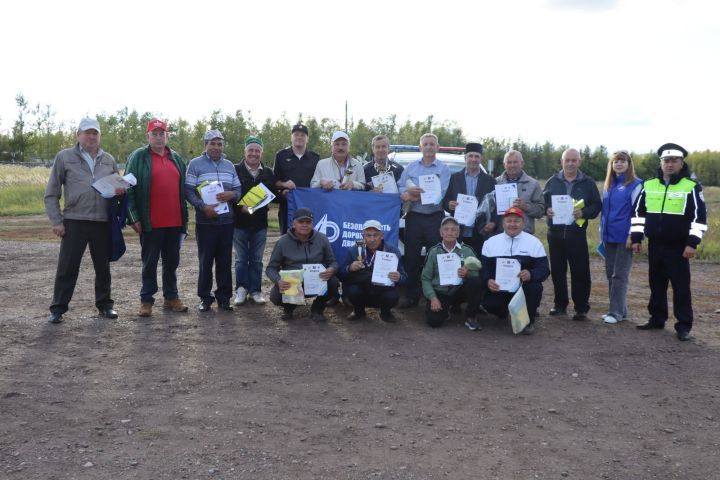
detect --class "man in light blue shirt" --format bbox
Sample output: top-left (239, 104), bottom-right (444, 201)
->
top-left (397, 133), bottom-right (451, 308)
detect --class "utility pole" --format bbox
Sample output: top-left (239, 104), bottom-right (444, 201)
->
top-left (344, 100), bottom-right (348, 132)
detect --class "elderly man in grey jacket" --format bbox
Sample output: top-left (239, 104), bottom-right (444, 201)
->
top-left (44, 118), bottom-right (125, 324)
top-left (494, 150), bottom-right (545, 234)
top-left (265, 208), bottom-right (338, 322)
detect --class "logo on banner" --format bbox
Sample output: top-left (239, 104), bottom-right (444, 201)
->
top-left (315, 214), bottom-right (340, 243)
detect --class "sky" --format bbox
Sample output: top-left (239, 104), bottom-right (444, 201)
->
top-left (1, 0), bottom-right (719, 154)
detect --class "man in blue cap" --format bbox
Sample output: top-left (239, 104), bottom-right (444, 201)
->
top-left (185, 129), bottom-right (242, 312)
top-left (631, 143), bottom-right (708, 341)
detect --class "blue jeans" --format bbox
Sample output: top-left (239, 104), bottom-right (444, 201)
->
top-left (233, 227), bottom-right (267, 294)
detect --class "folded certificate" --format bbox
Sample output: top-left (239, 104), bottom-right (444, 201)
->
top-left (371, 173), bottom-right (399, 194)
top-left (92, 173), bottom-right (137, 198)
top-left (200, 181), bottom-right (229, 215)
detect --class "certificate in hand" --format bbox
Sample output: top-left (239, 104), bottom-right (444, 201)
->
top-left (371, 173), bottom-right (399, 194)
top-left (92, 173), bottom-right (137, 198)
top-left (551, 195), bottom-right (574, 225)
top-left (302, 263), bottom-right (328, 296)
top-left (453, 193), bottom-right (478, 226)
top-left (419, 174), bottom-right (441, 205)
top-left (200, 181), bottom-right (229, 215)
top-left (495, 183), bottom-right (518, 215)
top-left (437, 252), bottom-right (462, 286)
top-left (495, 257), bottom-right (521, 292)
top-left (371, 251), bottom-right (398, 286)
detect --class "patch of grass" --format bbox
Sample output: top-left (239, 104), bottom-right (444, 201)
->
top-left (0, 185), bottom-right (47, 216)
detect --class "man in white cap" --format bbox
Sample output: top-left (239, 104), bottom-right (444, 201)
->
top-left (44, 117), bottom-right (125, 324)
top-left (185, 129), bottom-right (242, 312)
top-left (310, 131), bottom-right (366, 190)
top-left (337, 220), bottom-right (407, 322)
top-left (631, 143), bottom-right (708, 341)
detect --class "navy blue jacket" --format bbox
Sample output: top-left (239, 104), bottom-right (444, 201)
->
top-left (600, 175), bottom-right (642, 244)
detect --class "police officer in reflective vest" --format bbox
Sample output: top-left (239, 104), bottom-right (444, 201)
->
top-left (631, 143), bottom-right (708, 341)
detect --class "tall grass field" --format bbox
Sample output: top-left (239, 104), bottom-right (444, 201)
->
top-left (0, 164), bottom-right (717, 260)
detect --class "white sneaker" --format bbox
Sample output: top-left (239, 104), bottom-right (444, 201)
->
top-left (603, 314), bottom-right (619, 324)
top-left (234, 287), bottom-right (248, 306)
top-left (250, 291), bottom-right (266, 305)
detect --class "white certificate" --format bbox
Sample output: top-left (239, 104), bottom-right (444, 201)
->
top-left (371, 251), bottom-right (398, 286)
top-left (495, 183), bottom-right (518, 215)
top-left (551, 195), bottom-right (574, 225)
top-left (92, 173), bottom-right (137, 198)
top-left (302, 264), bottom-right (327, 296)
top-left (371, 173), bottom-right (399, 194)
top-left (453, 193), bottom-right (478, 226)
top-left (495, 258), bottom-right (521, 292)
top-left (419, 174), bottom-right (442, 205)
top-left (437, 252), bottom-right (462, 286)
top-left (200, 181), bottom-right (229, 215)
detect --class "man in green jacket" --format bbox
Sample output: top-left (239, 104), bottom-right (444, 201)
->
top-left (421, 216), bottom-right (483, 328)
top-left (125, 119), bottom-right (189, 317)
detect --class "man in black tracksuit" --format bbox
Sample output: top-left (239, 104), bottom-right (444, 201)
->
top-left (631, 143), bottom-right (708, 341)
top-left (542, 148), bottom-right (602, 320)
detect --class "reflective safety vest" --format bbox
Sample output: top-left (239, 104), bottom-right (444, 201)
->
top-left (643, 177), bottom-right (696, 215)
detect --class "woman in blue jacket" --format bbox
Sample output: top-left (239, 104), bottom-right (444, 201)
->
top-left (600, 150), bottom-right (642, 324)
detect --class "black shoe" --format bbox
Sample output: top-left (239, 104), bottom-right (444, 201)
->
top-left (326, 296), bottom-right (340, 307)
top-left (677, 331), bottom-right (691, 341)
top-left (398, 298), bottom-right (418, 309)
top-left (281, 308), bottom-right (294, 321)
top-left (219, 303), bottom-right (234, 311)
top-left (347, 311), bottom-right (366, 321)
top-left (572, 312), bottom-right (587, 321)
top-left (521, 323), bottom-right (535, 335)
top-left (636, 321), bottom-right (664, 330)
top-left (98, 308), bottom-right (118, 319)
top-left (549, 307), bottom-right (567, 316)
top-left (311, 311), bottom-right (326, 322)
top-left (48, 312), bottom-right (63, 324)
top-left (380, 310), bottom-right (397, 323)
top-left (198, 302), bottom-right (212, 312)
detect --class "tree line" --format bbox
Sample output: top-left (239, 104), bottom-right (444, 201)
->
top-left (2, 93), bottom-right (718, 185)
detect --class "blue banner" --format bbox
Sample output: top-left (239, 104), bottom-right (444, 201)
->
top-left (287, 188), bottom-right (401, 261)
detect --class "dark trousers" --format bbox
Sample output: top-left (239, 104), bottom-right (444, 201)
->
top-left (547, 228), bottom-right (591, 313)
top-left (425, 276), bottom-right (482, 328)
top-left (270, 277), bottom-right (340, 313)
top-left (482, 282), bottom-right (543, 324)
top-left (404, 211), bottom-right (444, 302)
top-left (196, 223), bottom-right (234, 305)
top-left (647, 240), bottom-right (693, 333)
top-left (139, 226), bottom-right (183, 304)
top-left (50, 219), bottom-right (112, 314)
top-left (344, 282), bottom-right (399, 314)
top-left (278, 203), bottom-right (289, 235)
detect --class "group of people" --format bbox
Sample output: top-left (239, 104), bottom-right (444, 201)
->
top-left (44, 118), bottom-right (708, 341)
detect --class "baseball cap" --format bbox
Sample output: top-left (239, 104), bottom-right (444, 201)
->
top-left (504, 206), bottom-right (525, 218)
top-left (331, 131), bottom-right (350, 143)
top-left (292, 208), bottom-right (313, 221)
top-left (440, 216), bottom-right (459, 227)
top-left (204, 129), bottom-right (224, 142)
top-left (362, 220), bottom-right (383, 231)
top-left (146, 119), bottom-right (167, 132)
top-left (292, 123), bottom-right (309, 135)
top-left (78, 117), bottom-right (101, 133)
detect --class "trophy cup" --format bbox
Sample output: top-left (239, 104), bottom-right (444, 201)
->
top-left (355, 239), bottom-right (365, 262)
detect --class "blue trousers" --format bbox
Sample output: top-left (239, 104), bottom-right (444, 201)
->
top-left (196, 223), bottom-right (234, 305)
top-left (233, 227), bottom-right (267, 294)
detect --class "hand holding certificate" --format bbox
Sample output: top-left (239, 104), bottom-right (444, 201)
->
top-left (495, 258), bottom-right (521, 292)
top-left (200, 181), bottom-right (229, 215)
top-left (92, 173), bottom-right (137, 198)
top-left (419, 174), bottom-right (441, 205)
top-left (453, 193), bottom-right (479, 226)
top-left (303, 264), bottom-right (328, 296)
top-left (371, 173), bottom-right (399, 194)
top-left (551, 195), bottom-right (574, 225)
top-left (280, 269), bottom-right (305, 305)
top-left (371, 252), bottom-right (398, 286)
top-left (437, 253), bottom-right (462, 286)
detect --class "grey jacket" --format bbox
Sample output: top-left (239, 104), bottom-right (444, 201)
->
top-left (44, 144), bottom-right (119, 225)
top-left (495, 170), bottom-right (545, 234)
top-left (266, 229), bottom-right (338, 283)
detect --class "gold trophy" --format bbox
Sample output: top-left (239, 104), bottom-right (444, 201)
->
top-left (355, 239), bottom-right (365, 262)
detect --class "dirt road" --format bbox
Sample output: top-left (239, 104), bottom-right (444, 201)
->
top-left (1, 219), bottom-right (719, 479)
